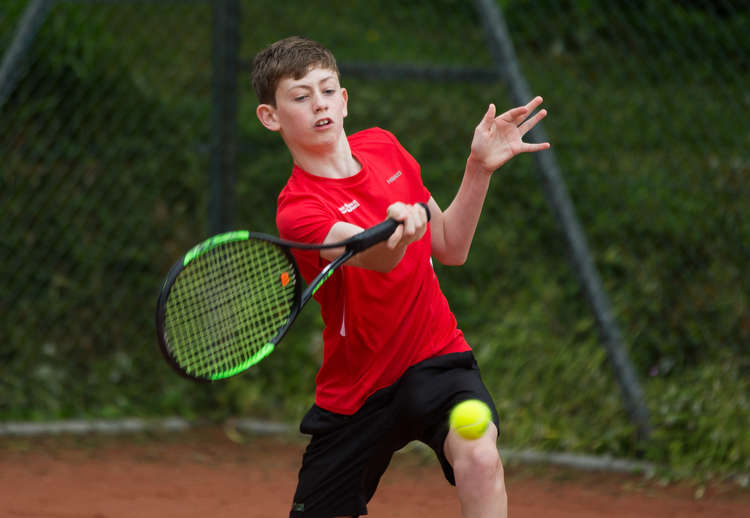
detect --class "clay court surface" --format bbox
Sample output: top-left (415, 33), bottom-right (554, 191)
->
top-left (1, 426), bottom-right (748, 517)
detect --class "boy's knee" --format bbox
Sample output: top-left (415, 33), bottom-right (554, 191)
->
top-left (450, 437), bottom-right (508, 515)
top-left (453, 440), bottom-right (502, 481)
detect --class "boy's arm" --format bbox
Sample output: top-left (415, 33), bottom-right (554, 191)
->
top-left (320, 202), bottom-right (429, 273)
top-left (430, 97), bottom-right (550, 265)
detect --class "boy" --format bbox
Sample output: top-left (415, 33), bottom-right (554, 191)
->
top-left (252, 36), bottom-right (549, 518)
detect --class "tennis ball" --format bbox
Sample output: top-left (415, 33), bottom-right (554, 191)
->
top-left (449, 399), bottom-right (491, 440)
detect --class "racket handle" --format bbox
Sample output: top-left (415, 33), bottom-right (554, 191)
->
top-left (346, 202), bottom-right (431, 253)
top-left (418, 201), bottom-right (432, 223)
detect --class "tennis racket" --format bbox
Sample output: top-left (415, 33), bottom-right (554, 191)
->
top-left (155, 203), bottom-right (430, 382)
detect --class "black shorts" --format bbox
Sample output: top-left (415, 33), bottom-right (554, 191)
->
top-left (290, 351), bottom-right (499, 518)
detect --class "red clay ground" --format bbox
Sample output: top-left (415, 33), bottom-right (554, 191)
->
top-left (1, 426), bottom-right (748, 517)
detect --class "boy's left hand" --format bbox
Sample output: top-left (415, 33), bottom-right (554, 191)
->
top-left (468, 96), bottom-right (550, 174)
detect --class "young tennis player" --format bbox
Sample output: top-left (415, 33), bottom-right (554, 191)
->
top-left (252, 36), bottom-right (549, 518)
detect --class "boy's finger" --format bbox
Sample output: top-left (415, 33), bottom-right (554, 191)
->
top-left (403, 209), bottom-right (416, 235)
top-left (387, 225), bottom-right (404, 249)
top-left (498, 105), bottom-right (529, 124)
top-left (518, 109), bottom-right (547, 135)
top-left (525, 95), bottom-right (544, 110)
top-left (481, 104), bottom-right (496, 127)
top-left (523, 142), bottom-right (551, 152)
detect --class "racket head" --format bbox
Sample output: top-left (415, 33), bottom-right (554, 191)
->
top-left (155, 231), bottom-right (302, 382)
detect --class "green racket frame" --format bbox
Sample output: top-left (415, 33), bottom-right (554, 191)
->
top-left (155, 208), bottom-right (429, 382)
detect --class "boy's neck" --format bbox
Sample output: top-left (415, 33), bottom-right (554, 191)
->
top-left (288, 132), bottom-right (361, 179)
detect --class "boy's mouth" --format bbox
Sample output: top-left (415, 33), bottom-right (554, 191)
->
top-left (315, 118), bottom-right (332, 127)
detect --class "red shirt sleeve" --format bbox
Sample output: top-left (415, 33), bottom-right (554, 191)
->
top-left (276, 191), bottom-right (337, 275)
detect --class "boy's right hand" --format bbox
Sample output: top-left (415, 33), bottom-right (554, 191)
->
top-left (385, 202), bottom-right (429, 249)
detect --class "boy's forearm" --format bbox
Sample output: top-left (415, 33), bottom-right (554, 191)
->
top-left (349, 240), bottom-right (408, 272)
top-left (321, 221), bottom-right (409, 273)
top-left (433, 158), bottom-right (493, 265)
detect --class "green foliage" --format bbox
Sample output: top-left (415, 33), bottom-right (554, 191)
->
top-left (646, 357), bottom-right (750, 477)
top-left (502, 0), bottom-right (750, 66)
top-left (1, 2), bottom-right (210, 419)
top-left (1, 0), bottom-right (749, 483)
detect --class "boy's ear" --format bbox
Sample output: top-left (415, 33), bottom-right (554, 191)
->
top-left (256, 103), bottom-right (280, 131)
top-left (342, 87), bottom-right (349, 118)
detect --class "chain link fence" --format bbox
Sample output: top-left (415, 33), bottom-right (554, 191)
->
top-left (2, 0), bottom-right (748, 464)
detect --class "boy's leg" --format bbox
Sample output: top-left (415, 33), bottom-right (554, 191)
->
top-left (444, 423), bottom-right (507, 518)
top-left (393, 351), bottom-right (506, 517)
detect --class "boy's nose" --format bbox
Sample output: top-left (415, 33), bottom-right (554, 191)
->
top-left (313, 93), bottom-right (328, 112)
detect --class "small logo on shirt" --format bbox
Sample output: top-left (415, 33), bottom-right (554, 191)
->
top-left (338, 199), bottom-right (360, 214)
top-left (386, 170), bottom-right (402, 184)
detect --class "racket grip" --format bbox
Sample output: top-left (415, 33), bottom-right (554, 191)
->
top-left (418, 201), bottom-right (431, 222)
top-left (347, 202), bottom-right (431, 253)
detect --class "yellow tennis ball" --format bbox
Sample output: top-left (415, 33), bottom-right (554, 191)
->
top-left (449, 399), bottom-right (491, 440)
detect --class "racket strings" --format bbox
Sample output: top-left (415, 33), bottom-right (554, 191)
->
top-left (163, 240), bottom-right (297, 378)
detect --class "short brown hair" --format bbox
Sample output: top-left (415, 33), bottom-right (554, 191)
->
top-left (251, 36), bottom-right (339, 106)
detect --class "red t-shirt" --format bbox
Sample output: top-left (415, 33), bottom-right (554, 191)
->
top-left (276, 127), bottom-right (470, 414)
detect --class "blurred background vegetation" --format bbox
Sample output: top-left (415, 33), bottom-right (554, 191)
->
top-left (1, 0), bottom-right (748, 482)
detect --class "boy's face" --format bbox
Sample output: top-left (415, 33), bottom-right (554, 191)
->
top-left (256, 66), bottom-right (348, 153)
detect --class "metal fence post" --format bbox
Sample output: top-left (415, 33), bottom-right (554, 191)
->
top-left (210, 0), bottom-right (240, 234)
top-left (472, 0), bottom-right (651, 442)
top-left (0, 0), bottom-right (53, 112)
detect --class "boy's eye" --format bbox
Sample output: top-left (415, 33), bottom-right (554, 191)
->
top-left (294, 95), bottom-right (308, 102)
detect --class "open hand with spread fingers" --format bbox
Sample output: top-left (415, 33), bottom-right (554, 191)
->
top-left (468, 96), bottom-right (550, 174)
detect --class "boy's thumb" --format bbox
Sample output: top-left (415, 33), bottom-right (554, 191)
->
top-left (483, 103), bottom-right (496, 126)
